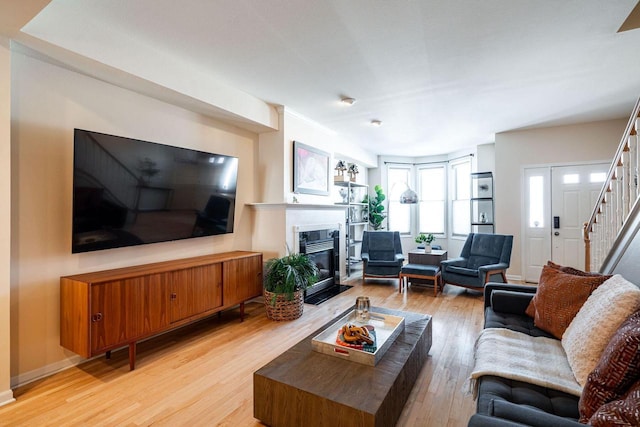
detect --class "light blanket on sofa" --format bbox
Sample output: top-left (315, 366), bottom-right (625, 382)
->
top-left (470, 328), bottom-right (582, 398)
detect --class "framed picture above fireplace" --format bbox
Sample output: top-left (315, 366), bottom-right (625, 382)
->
top-left (293, 141), bottom-right (330, 196)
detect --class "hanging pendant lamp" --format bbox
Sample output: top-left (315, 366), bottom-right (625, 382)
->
top-left (400, 185), bottom-right (418, 204)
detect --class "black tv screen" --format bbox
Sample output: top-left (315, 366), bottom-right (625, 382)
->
top-left (72, 129), bottom-right (239, 253)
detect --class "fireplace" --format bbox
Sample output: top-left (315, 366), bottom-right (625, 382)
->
top-left (299, 228), bottom-right (340, 297)
top-left (249, 203), bottom-right (350, 303)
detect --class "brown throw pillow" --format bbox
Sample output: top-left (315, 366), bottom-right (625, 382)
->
top-left (546, 260), bottom-right (612, 278)
top-left (525, 261), bottom-right (610, 318)
top-left (579, 310), bottom-right (640, 422)
top-left (524, 264), bottom-right (609, 339)
top-left (525, 260), bottom-right (611, 318)
top-left (589, 378), bottom-right (640, 427)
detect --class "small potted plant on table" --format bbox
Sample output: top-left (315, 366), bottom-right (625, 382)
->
top-left (415, 233), bottom-right (435, 253)
top-left (264, 253), bottom-right (318, 321)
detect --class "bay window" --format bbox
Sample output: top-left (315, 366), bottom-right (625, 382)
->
top-left (385, 156), bottom-right (473, 239)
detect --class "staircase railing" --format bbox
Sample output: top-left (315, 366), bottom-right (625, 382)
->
top-left (584, 97), bottom-right (640, 272)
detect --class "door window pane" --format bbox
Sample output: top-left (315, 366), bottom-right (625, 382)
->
top-left (529, 175), bottom-right (544, 228)
top-left (590, 172), bottom-right (606, 183)
top-left (563, 174), bottom-right (580, 184)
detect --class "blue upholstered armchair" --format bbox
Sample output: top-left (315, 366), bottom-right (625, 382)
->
top-left (441, 233), bottom-right (513, 290)
top-left (361, 231), bottom-right (404, 282)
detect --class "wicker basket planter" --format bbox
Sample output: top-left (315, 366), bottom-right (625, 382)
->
top-left (264, 289), bottom-right (304, 321)
top-left (264, 252), bottom-right (318, 321)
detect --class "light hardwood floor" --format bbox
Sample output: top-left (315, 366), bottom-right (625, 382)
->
top-left (0, 279), bottom-right (485, 426)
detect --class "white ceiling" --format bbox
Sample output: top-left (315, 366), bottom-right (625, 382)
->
top-left (15, 0), bottom-right (640, 156)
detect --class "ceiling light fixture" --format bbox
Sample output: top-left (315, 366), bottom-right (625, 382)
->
top-left (341, 97), bottom-right (357, 105)
top-left (370, 119), bottom-right (382, 127)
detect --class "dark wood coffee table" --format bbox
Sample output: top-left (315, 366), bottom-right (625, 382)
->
top-left (253, 307), bottom-right (432, 427)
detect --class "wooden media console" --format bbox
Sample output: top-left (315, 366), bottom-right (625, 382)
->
top-left (60, 251), bottom-right (263, 370)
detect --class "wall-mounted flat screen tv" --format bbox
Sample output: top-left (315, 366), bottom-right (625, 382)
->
top-left (72, 129), bottom-right (239, 253)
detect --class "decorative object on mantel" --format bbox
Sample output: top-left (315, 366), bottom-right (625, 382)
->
top-left (264, 252), bottom-right (318, 321)
top-left (415, 233), bottom-right (435, 253)
top-left (334, 160), bottom-right (349, 182)
top-left (363, 184), bottom-right (387, 230)
top-left (293, 141), bottom-right (331, 196)
top-left (348, 163), bottom-right (359, 182)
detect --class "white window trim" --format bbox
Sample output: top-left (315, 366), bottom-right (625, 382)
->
top-left (449, 158), bottom-right (472, 239)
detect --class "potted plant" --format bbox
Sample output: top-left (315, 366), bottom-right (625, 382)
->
top-left (363, 184), bottom-right (387, 230)
top-left (415, 233), bottom-right (435, 253)
top-left (264, 253), bottom-right (318, 321)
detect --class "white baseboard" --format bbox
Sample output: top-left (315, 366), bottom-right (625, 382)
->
top-left (506, 274), bottom-right (523, 283)
top-left (11, 354), bottom-right (85, 389)
top-left (0, 389), bottom-right (15, 407)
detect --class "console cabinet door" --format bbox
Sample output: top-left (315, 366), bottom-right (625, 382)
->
top-left (223, 254), bottom-right (263, 306)
top-left (90, 274), bottom-right (168, 354)
top-left (170, 264), bottom-right (223, 323)
top-left (139, 273), bottom-right (170, 336)
top-left (90, 278), bottom-right (142, 354)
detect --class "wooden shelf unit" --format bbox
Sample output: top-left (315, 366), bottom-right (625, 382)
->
top-left (60, 251), bottom-right (263, 370)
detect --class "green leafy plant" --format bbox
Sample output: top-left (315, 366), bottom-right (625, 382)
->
top-left (264, 253), bottom-right (318, 304)
top-left (363, 184), bottom-right (387, 230)
top-left (415, 233), bottom-right (435, 245)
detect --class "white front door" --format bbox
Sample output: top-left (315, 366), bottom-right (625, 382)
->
top-left (523, 163), bottom-right (608, 282)
top-left (550, 164), bottom-right (608, 269)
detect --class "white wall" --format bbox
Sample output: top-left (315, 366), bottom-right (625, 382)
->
top-left (256, 110), bottom-right (286, 203)
top-left (282, 108), bottom-right (374, 204)
top-left (477, 143), bottom-right (495, 173)
top-left (495, 119), bottom-right (626, 279)
top-left (0, 36), bottom-right (14, 406)
top-left (10, 51), bottom-right (259, 386)
top-left (257, 107), bottom-right (375, 205)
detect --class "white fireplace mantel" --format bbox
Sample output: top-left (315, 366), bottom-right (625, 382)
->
top-left (247, 202), bottom-right (347, 211)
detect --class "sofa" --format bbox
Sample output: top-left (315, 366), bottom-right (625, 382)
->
top-left (468, 263), bottom-right (640, 427)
